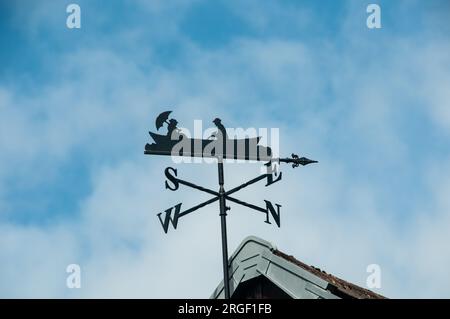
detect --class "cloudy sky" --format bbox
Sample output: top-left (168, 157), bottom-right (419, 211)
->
top-left (1, 0), bottom-right (450, 298)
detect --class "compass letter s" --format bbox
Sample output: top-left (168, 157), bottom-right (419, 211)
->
top-left (165, 167), bottom-right (179, 191)
top-left (157, 203), bottom-right (182, 233)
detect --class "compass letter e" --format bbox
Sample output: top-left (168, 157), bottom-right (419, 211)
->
top-left (265, 163), bottom-right (282, 187)
top-left (157, 203), bottom-right (182, 233)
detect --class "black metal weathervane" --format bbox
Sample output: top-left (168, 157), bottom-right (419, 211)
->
top-left (145, 111), bottom-right (317, 299)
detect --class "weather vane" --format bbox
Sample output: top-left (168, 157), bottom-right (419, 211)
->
top-left (145, 110), bottom-right (317, 299)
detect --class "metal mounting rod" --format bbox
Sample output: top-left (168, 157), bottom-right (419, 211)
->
top-left (217, 158), bottom-right (231, 299)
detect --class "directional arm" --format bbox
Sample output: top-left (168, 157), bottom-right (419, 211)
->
top-left (225, 195), bottom-right (281, 227)
top-left (176, 178), bottom-right (219, 197)
top-left (224, 173), bottom-right (268, 197)
top-left (225, 195), bottom-right (266, 214)
top-left (178, 196), bottom-right (219, 218)
top-left (172, 168), bottom-right (270, 198)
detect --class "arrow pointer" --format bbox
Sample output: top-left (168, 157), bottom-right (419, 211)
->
top-left (273, 153), bottom-right (318, 168)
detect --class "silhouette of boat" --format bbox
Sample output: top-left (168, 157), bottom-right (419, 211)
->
top-left (145, 132), bottom-right (271, 161)
top-left (148, 132), bottom-right (185, 144)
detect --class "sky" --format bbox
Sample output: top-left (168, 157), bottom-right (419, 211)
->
top-left (0, 0), bottom-right (450, 298)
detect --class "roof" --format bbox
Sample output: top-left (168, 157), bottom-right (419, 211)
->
top-left (211, 236), bottom-right (385, 299)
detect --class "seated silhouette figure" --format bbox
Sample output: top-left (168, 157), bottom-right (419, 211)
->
top-left (167, 119), bottom-right (180, 139)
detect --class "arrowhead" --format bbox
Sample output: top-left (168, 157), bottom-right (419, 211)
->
top-left (298, 157), bottom-right (318, 166)
top-left (276, 154), bottom-right (318, 168)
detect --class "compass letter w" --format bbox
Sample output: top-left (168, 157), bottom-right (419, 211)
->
top-left (157, 203), bottom-right (182, 233)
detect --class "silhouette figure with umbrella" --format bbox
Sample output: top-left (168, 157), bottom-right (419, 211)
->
top-left (155, 111), bottom-right (180, 138)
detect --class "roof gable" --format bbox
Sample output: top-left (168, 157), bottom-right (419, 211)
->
top-left (211, 236), bottom-right (385, 299)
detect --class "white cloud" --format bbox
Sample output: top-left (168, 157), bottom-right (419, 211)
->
top-left (1, 1), bottom-right (450, 298)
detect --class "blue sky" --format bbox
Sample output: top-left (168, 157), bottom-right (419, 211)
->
top-left (1, 0), bottom-right (450, 298)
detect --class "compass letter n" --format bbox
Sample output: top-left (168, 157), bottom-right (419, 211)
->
top-left (264, 200), bottom-right (281, 227)
top-left (157, 203), bottom-right (182, 233)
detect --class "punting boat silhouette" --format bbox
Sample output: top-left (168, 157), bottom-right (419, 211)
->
top-left (145, 132), bottom-right (272, 161)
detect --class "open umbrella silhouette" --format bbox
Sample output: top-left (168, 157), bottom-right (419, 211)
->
top-left (155, 111), bottom-right (172, 130)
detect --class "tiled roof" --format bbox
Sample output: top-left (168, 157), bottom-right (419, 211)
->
top-left (273, 249), bottom-right (385, 299)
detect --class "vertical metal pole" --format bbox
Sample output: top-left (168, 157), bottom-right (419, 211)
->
top-left (218, 158), bottom-right (230, 299)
